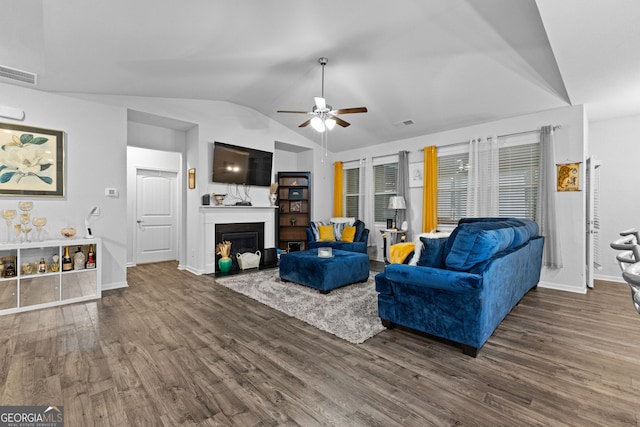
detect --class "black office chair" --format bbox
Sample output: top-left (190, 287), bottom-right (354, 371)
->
top-left (622, 262), bottom-right (640, 314)
top-left (610, 228), bottom-right (640, 314)
top-left (610, 228), bottom-right (640, 272)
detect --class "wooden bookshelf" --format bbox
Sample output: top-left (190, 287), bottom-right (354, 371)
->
top-left (276, 171), bottom-right (311, 251)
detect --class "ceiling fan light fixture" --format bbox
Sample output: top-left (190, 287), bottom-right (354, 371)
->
top-left (325, 118), bottom-right (336, 130)
top-left (311, 116), bottom-right (325, 132)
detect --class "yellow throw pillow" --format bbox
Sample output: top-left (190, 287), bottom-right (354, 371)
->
top-left (340, 225), bottom-right (356, 242)
top-left (318, 225), bottom-right (336, 242)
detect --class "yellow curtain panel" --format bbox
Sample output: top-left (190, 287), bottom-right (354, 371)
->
top-left (422, 146), bottom-right (438, 232)
top-left (333, 161), bottom-right (344, 217)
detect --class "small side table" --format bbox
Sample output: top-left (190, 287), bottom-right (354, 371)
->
top-left (380, 229), bottom-right (407, 263)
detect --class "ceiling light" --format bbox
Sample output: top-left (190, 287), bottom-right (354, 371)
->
top-left (311, 116), bottom-right (325, 132)
top-left (325, 118), bottom-right (336, 130)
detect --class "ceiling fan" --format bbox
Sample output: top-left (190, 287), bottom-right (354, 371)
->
top-left (277, 57), bottom-right (367, 132)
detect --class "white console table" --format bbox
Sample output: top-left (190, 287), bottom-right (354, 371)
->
top-left (0, 238), bottom-right (102, 315)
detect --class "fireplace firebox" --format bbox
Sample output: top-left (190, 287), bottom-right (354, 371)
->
top-left (215, 222), bottom-right (264, 273)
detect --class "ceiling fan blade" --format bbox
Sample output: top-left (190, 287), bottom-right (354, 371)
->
top-left (277, 110), bottom-right (310, 114)
top-left (333, 116), bottom-right (351, 128)
top-left (314, 97), bottom-right (326, 110)
top-left (333, 107), bottom-right (368, 114)
top-left (298, 119), bottom-right (311, 128)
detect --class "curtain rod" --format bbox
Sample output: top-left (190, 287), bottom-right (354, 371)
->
top-left (419, 125), bottom-right (561, 151)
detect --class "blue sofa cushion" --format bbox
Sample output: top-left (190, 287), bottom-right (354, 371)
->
top-left (445, 222), bottom-right (515, 271)
top-left (417, 236), bottom-right (448, 268)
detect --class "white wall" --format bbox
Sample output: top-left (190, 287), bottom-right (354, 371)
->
top-left (0, 82), bottom-right (128, 290)
top-left (68, 93), bottom-right (332, 274)
top-left (334, 105), bottom-right (587, 293)
top-left (273, 150), bottom-right (299, 175)
top-left (127, 122), bottom-right (187, 152)
top-left (590, 114), bottom-right (640, 282)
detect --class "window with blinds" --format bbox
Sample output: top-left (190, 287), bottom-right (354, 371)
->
top-left (344, 167), bottom-right (360, 218)
top-left (437, 152), bottom-right (469, 225)
top-left (437, 134), bottom-right (540, 226)
top-left (374, 162), bottom-right (398, 222)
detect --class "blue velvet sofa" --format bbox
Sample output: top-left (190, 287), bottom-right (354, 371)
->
top-left (375, 217), bottom-right (544, 357)
top-left (306, 219), bottom-right (370, 253)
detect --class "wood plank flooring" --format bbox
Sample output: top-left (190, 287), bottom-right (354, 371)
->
top-left (1, 261), bottom-right (639, 426)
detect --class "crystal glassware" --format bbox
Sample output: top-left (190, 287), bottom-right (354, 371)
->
top-left (32, 217), bottom-right (47, 242)
top-left (60, 227), bottom-right (76, 239)
top-left (18, 201), bottom-right (33, 212)
top-left (21, 224), bottom-right (32, 243)
top-left (1, 209), bottom-right (17, 242)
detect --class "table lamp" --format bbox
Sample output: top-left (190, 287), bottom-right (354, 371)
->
top-left (388, 196), bottom-right (406, 229)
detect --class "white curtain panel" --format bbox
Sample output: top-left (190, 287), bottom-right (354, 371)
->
top-left (466, 136), bottom-right (499, 217)
top-left (536, 126), bottom-right (563, 268)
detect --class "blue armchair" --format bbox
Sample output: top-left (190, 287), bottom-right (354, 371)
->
top-left (306, 219), bottom-right (370, 254)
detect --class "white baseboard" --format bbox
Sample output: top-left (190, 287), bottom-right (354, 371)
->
top-left (594, 274), bottom-right (625, 284)
top-left (537, 280), bottom-right (587, 294)
top-left (183, 265), bottom-right (205, 275)
top-left (101, 281), bottom-right (128, 291)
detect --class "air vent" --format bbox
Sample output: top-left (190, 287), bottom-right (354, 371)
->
top-left (393, 119), bottom-right (415, 127)
top-left (0, 65), bottom-right (37, 85)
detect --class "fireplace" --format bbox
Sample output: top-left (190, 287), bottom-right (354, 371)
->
top-left (215, 222), bottom-right (264, 272)
top-left (202, 206), bottom-right (276, 275)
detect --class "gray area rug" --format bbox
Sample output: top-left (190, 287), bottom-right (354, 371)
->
top-left (215, 269), bottom-right (385, 344)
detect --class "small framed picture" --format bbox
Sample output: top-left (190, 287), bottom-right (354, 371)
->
top-left (409, 162), bottom-right (424, 188)
top-left (288, 188), bottom-right (303, 199)
top-left (290, 201), bottom-right (301, 212)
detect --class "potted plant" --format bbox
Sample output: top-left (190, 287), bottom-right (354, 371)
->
top-left (290, 217), bottom-right (297, 226)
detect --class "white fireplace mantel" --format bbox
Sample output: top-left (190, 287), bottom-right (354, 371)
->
top-left (202, 205), bottom-right (277, 274)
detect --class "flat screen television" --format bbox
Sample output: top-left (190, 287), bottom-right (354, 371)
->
top-left (212, 141), bottom-right (273, 187)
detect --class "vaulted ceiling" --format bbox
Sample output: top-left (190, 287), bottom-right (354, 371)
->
top-left (2, 0), bottom-right (639, 152)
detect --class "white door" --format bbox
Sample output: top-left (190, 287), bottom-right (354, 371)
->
top-left (585, 157), bottom-right (602, 289)
top-left (136, 169), bottom-right (177, 264)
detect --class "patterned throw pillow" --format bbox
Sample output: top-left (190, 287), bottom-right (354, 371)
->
top-left (318, 225), bottom-right (336, 242)
top-left (310, 221), bottom-right (329, 240)
top-left (330, 217), bottom-right (355, 240)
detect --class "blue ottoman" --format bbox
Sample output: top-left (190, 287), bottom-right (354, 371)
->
top-left (279, 249), bottom-right (370, 293)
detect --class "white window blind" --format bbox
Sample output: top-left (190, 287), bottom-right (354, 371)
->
top-left (374, 162), bottom-right (398, 222)
top-left (344, 167), bottom-right (360, 218)
top-left (437, 152), bottom-right (469, 225)
top-left (437, 132), bottom-right (540, 226)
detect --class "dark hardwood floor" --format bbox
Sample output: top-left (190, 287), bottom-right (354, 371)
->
top-left (1, 261), bottom-right (639, 426)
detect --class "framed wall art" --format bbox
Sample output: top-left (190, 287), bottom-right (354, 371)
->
top-left (290, 200), bottom-right (301, 212)
top-left (556, 162), bottom-right (580, 192)
top-left (0, 122), bottom-right (64, 197)
top-left (409, 162), bottom-right (424, 187)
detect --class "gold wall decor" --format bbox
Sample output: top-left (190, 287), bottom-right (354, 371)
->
top-left (188, 168), bottom-right (196, 189)
top-left (556, 162), bottom-right (580, 192)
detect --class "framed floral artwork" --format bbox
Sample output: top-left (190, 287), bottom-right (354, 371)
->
top-left (0, 122), bottom-right (64, 197)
